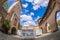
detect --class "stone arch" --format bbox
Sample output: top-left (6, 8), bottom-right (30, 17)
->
top-left (55, 10), bottom-right (60, 26)
top-left (11, 27), bottom-right (17, 35)
top-left (39, 0), bottom-right (60, 33)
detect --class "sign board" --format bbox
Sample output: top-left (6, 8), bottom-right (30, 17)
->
top-left (36, 29), bottom-right (42, 35)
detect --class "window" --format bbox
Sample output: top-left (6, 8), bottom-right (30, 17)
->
top-left (2, 1), bottom-right (8, 11)
top-left (14, 18), bottom-right (17, 26)
top-left (56, 11), bottom-right (60, 26)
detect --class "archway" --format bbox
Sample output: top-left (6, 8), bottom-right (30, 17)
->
top-left (11, 27), bottom-right (17, 35)
top-left (56, 11), bottom-right (60, 28)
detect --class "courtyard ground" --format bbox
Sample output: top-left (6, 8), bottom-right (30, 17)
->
top-left (0, 26), bottom-right (60, 40)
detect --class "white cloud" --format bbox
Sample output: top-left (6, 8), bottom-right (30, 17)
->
top-left (24, 9), bottom-right (29, 12)
top-left (33, 5), bottom-right (40, 10)
top-left (32, 0), bottom-right (49, 10)
top-left (20, 9), bottom-right (29, 14)
top-left (30, 12), bottom-right (34, 16)
top-left (23, 21), bottom-right (36, 26)
top-left (33, 0), bottom-right (49, 7)
top-left (25, 0), bottom-right (49, 10)
top-left (40, 0), bottom-right (49, 7)
top-left (20, 14), bottom-right (32, 21)
top-left (25, 0), bottom-right (34, 3)
top-left (33, 0), bottom-right (43, 4)
top-left (22, 3), bottom-right (28, 8)
top-left (35, 16), bottom-right (40, 21)
top-left (20, 14), bottom-right (36, 26)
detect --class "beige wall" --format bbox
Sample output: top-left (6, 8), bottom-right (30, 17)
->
top-left (6, 1), bottom-right (22, 33)
top-left (0, 0), bottom-right (8, 30)
top-left (0, 0), bottom-right (22, 34)
top-left (40, 0), bottom-right (60, 33)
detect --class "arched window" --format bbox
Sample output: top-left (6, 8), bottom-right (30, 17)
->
top-left (2, 1), bottom-right (8, 11)
top-left (56, 11), bottom-right (60, 26)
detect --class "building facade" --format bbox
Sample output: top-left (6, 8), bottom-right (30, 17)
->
top-left (0, 0), bottom-right (8, 31)
top-left (0, 0), bottom-right (22, 34)
top-left (7, 0), bottom-right (22, 34)
top-left (1, 0), bottom-right (60, 34)
top-left (39, 0), bottom-right (60, 33)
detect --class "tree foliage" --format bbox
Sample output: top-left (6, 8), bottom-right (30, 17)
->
top-left (57, 21), bottom-right (60, 26)
top-left (2, 20), bottom-right (10, 33)
top-left (0, 14), bottom-right (2, 17)
top-left (18, 23), bottom-right (22, 30)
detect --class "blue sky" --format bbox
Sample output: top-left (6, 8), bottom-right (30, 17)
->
top-left (20, 0), bottom-right (49, 26)
top-left (8, 0), bottom-right (60, 26)
top-left (8, 0), bottom-right (49, 26)
top-left (8, 0), bottom-right (17, 8)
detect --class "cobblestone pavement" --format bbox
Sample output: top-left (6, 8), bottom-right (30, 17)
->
top-left (0, 26), bottom-right (60, 40)
top-left (35, 26), bottom-right (60, 40)
top-left (13, 26), bottom-right (60, 40)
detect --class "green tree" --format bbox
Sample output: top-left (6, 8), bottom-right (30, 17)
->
top-left (18, 23), bottom-right (22, 30)
top-left (2, 20), bottom-right (10, 34)
top-left (0, 14), bottom-right (2, 17)
top-left (48, 25), bottom-right (51, 30)
top-left (57, 20), bottom-right (60, 26)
